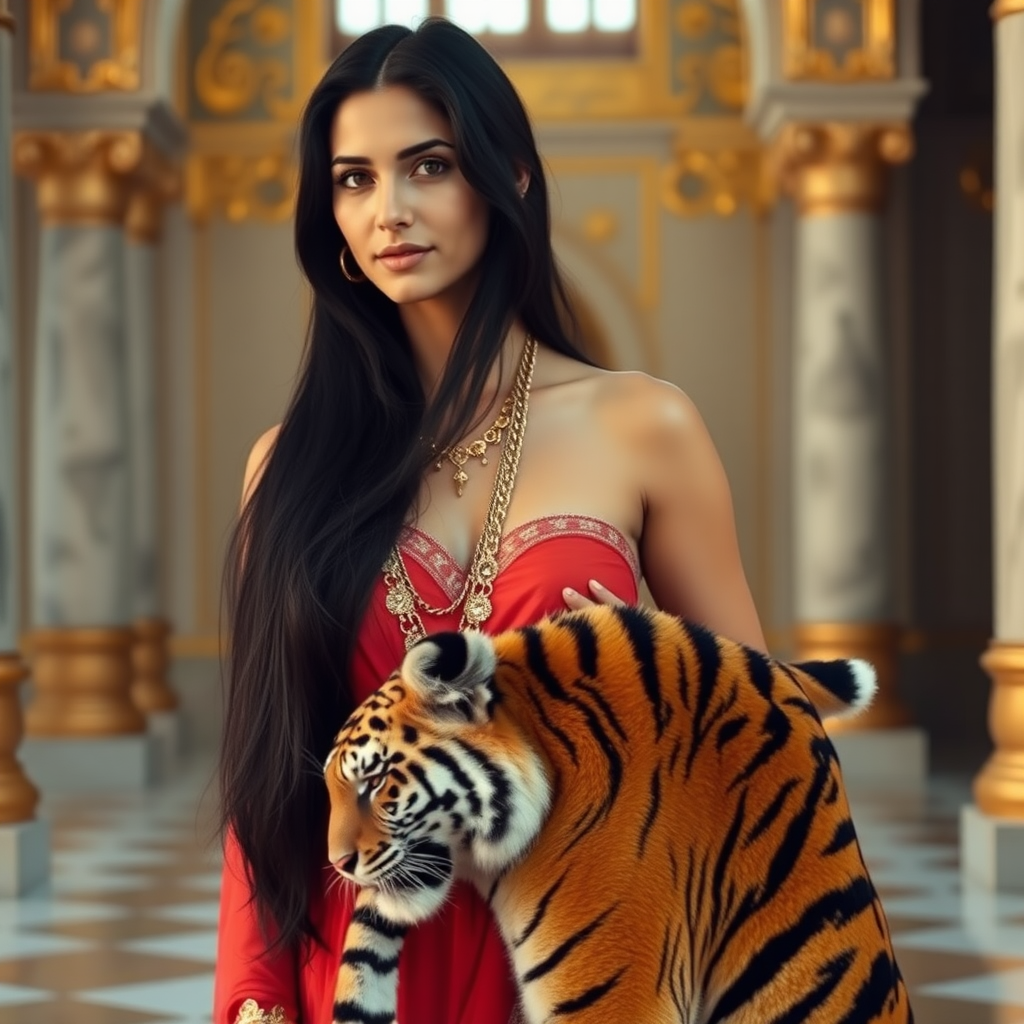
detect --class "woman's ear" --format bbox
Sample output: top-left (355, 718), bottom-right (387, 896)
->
top-left (516, 166), bottom-right (531, 198)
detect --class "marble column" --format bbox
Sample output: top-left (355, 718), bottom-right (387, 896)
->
top-left (779, 122), bottom-right (918, 734)
top-left (0, 1), bottom-right (48, 895)
top-left (124, 185), bottom-right (177, 715)
top-left (969, 0), bottom-right (1024, 828)
top-left (13, 131), bottom-right (146, 737)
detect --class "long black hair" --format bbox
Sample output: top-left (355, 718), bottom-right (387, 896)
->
top-left (219, 18), bottom-right (593, 954)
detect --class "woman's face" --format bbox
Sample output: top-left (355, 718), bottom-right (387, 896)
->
top-left (330, 86), bottom-right (489, 306)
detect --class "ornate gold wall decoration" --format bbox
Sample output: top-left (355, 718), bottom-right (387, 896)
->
top-left (662, 146), bottom-right (763, 217)
top-left (13, 130), bottom-right (147, 224)
top-left (960, 146), bottom-right (995, 214)
top-left (193, 0), bottom-right (293, 120)
top-left (186, 151), bottom-right (296, 223)
top-left (29, 0), bottom-right (140, 92)
top-left (784, 0), bottom-right (895, 81)
top-left (0, 0), bottom-right (15, 35)
top-left (771, 121), bottom-right (913, 215)
top-left (672, 0), bottom-right (747, 116)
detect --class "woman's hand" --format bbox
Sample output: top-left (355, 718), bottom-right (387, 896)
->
top-left (562, 579), bottom-right (628, 610)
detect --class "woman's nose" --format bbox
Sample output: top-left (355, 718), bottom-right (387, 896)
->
top-left (376, 178), bottom-right (413, 231)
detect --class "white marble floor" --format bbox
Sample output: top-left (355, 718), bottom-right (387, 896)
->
top-left (1, 760), bottom-right (1023, 1022)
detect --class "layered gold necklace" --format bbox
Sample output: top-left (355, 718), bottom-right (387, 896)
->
top-left (382, 336), bottom-right (537, 649)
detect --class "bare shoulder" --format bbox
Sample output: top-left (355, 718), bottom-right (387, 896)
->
top-left (588, 370), bottom-right (704, 451)
top-left (241, 423), bottom-right (281, 508)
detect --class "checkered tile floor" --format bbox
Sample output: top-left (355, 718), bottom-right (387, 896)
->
top-left (1, 761), bottom-right (1023, 1023)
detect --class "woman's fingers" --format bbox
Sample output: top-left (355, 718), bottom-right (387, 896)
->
top-left (562, 579), bottom-right (627, 610)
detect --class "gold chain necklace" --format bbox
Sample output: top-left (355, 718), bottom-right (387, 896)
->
top-left (433, 396), bottom-right (513, 498)
top-left (382, 336), bottom-right (537, 649)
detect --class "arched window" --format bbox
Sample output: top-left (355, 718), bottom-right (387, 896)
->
top-left (333, 0), bottom-right (638, 56)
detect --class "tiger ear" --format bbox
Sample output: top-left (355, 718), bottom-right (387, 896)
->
top-left (401, 632), bottom-right (497, 723)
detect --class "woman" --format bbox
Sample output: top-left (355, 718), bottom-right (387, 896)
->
top-left (215, 18), bottom-right (765, 1024)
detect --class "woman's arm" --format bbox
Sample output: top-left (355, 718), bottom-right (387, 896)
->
top-left (634, 380), bottom-right (766, 652)
top-left (564, 377), bottom-right (765, 653)
top-left (214, 426), bottom-right (299, 1024)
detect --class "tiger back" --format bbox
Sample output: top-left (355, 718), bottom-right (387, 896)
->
top-left (325, 604), bottom-right (912, 1024)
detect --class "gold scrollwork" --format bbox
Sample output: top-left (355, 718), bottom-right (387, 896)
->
top-left (194, 0), bottom-right (293, 119)
top-left (186, 152), bottom-right (296, 224)
top-left (673, 0), bottom-right (747, 115)
top-left (662, 147), bottom-right (762, 218)
top-left (29, 0), bottom-right (140, 92)
top-left (784, 0), bottom-right (895, 81)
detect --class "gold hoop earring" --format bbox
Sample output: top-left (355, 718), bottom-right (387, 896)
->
top-left (339, 245), bottom-right (366, 283)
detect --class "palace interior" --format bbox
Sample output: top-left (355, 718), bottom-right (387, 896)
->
top-left (2, 1), bottom-right (1024, 1022)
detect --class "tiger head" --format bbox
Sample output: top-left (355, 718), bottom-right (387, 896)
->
top-left (324, 631), bottom-right (551, 924)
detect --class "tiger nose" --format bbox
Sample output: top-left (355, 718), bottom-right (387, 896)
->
top-left (337, 852), bottom-right (359, 877)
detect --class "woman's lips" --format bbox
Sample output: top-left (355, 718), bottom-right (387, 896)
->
top-left (377, 248), bottom-right (432, 272)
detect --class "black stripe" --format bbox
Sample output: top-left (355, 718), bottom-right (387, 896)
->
top-left (637, 764), bottom-right (662, 858)
top-left (513, 869), bottom-right (569, 947)
top-left (614, 606), bottom-right (667, 738)
top-left (560, 614), bottom-right (599, 678)
top-left (575, 679), bottom-right (628, 742)
top-left (455, 739), bottom-right (514, 843)
top-left (341, 947), bottom-right (400, 973)
top-left (767, 950), bottom-right (855, 1024)
top-left (525, 685), bottom-right (579, 766)
top-left (707, 878), bottom-right (877, 1022)
top-left (552, 967), bottom-right (627, 1015)
top-left (716, 714), bottom-right (750, 752)
top-left (822, 818), bottom-right (858, 856)
top-left (835, 952), bottom-right (904, 1024)
top-left (744, 778), bottom-right (800, 848)
top-left (421, 744), bottom-right (482, 816)
top-left (333, 1000), bottom-right (395, 1024)
top-left (350, 905), bottom-right (407, 940)
top-left (522, 904), bottom-right (619, 983)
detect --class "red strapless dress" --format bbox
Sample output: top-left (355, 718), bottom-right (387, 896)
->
top-left (214, 515), bottom-right (640, 1024)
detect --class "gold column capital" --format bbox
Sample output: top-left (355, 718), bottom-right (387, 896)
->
top-left (991, 0), bottom-right (1024, 21)
top-left (0, 8), bottom-right (15, 35)
top-left (974, 640), bottom-right (1024, 819)
top-left (772, 121), bottom-right (914, 216)
top-left (13, 130), bottom-right (146, 226)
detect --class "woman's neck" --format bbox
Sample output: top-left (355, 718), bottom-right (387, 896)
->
top-left (399, 290), bottom-right (527, 409)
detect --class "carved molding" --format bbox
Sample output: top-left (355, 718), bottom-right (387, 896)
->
top-left (29, 0), bottom-right (141, 92)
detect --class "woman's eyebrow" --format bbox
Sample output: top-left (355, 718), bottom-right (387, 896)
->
top-left (331, 138), bottom-right (455, 167)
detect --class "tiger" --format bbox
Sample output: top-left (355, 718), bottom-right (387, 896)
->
top-left (324, 604), bottom-right (912, 1024)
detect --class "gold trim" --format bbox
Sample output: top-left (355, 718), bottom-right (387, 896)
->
top-left (13, 129), bottom-right (145, 225)
top-left (29, 0), bottom-right (141, 93)
top-left (784, 0), bottom-right (895, 81)
top-left (973, 641), bottom-right (1024, 819)
top-left (772, 121), bottom-right (914, 216)
top-left (23, 627), bottom-right (146, 737)
top-left (0, 653), bottom-right (39, 825)
top-left (991, 0), bottom-right (1024, 20)
top-left (792, 622), bottom-right (913, 731)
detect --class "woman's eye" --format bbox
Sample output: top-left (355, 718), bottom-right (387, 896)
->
top-left (336, 170), bottom-right (370, 189)
top-left (415, 158), bottom-right (448, 178)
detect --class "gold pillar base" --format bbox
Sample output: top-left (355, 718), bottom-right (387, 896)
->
top-left (793, 622), bottom-right (912, 732)
top-left (24, 628), bottom-right (146, 737)
top-left (973, 642), bottom-right (1024, 819)
top-left (0, 653), bottom-right (40, 824)
top-left (131, 618), bottom-right (178, 713)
